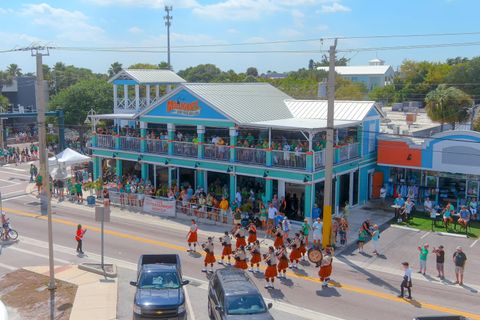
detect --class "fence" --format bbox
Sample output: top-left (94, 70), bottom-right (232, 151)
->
top-left (97, 134), bottom-right (115, 149)
top-left (336, 142), bottom-right (359, 163)
top-left (146, 139), bottom-right (168, 155)
top-left (271, 150), bottom-right (306, 170)
top-left (314, 150), bottom-right (325, 169)
top-left (236, 147), bottom-right (266, 165)
top-left (119, 136), bottom-right (141, 152)
top-left (204, 144), bottom-right (229, 161)
top-left (173, 141), bottom-right (198, 158)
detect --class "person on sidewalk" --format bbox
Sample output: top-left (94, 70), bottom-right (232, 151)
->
top-left (29, 164), bottom-right (37, 182)
top-left (264, 246), bottom-right (278, 289)
top-left (380, 185), bottom-right (386, 209)
top-left (357, 227), bottom-right (368, 253)
top-left (398, 262), bottom-right (412, 299)
top-left (453, 246), bottom-right (467, 285)
top-left (219, 231), bottom-right (232, 265)
top-left (301, 218), bottom-right (311, 247)
top-left (433, 245), bottom-right (445, 279)
top-left (371, 225), bottom-right (381, 255)
top-left (186, 219), bottom-right (198, 252)
top-left (418, 243), bottom-right (429, 275)
top-left (75, 224), bottom-right (87, 254)
top-left (201, 237), bottom-right (215, 273)
top-left (312, 217), bottom-right (323, 248)
top-left (74, 180), bottom-right (83, 204)
top-left (338, 218), bottom-right (349, 247)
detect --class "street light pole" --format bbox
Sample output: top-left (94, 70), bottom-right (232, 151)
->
top-left (33, 47), bottom-right (55, 290)
top-left (322, 39), bottom-right (337, 248)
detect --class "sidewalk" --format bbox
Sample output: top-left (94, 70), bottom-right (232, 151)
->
top-left (24, 265), bottom-right (117, 320)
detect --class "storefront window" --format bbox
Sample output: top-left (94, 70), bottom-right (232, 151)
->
top-left (438, 177), bottom-right (466, 206)
top-left (467, 180), bottom-right (479, 198)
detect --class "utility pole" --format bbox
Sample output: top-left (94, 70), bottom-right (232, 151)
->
top-left (322, 39), bottom-right (337, 248)
top-left (164, 5), bottom-right (173, 69)
top-left (32, 46), bottom-right (55, 291)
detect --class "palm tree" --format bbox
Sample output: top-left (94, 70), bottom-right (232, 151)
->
top-left (6, 64), bottom-right (22, 77)
top-left (425, 84), bottom-right (473, 131)
top-left (0, 70), bottom-right (13, 94)
top-left (108, 62), bottom-right (123, 77)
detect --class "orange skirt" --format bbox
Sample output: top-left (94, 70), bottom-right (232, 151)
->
top-left (274, 236), bottom-right (284, 249)
top-left (319, 265), bottom-right (332, 280)
top-left (289, 248), bottom-right (301, 262)
top-left (250, 252), bottom-right (261, 264)
top-left (265, 265), bottom-right (278, 279)
top-left (222, 245), bottom-right (232, 256)
top-left (235, 259), bottom-right (248, 270)
top-left (236, 237), bottom-right (247, 249)
top-left (205, 252), bottom-right (216, 264)
top-left (247, 233), bottom-right (257, 244)
top-left (187, 232), bottom-right (198, 243)
top-left (277, 258), bottom-right (288, 271)
top-left (299, 244), bottom-right (307, 255)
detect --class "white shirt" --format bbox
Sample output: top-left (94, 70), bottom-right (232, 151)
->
top-left (312, 221), bottom-right (323, 234)
top-left (235, 192), bottom-right (242, 204)
top-left (267, 207), bottom-right (278, 219)
top-left (404, 267), bottom-right (412, 281)
top-left (380, 187), bottom-right (386, 199)
top-left (424, 200), bottom-right (432, 212)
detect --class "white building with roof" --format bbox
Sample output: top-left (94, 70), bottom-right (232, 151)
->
top-left (317, 59), bottom-right (395, 90)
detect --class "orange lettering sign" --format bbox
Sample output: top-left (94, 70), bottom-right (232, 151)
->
top-left (166, 100), bottom-right (201, 116)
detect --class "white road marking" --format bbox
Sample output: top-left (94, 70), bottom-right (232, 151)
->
top-left (2, 167), bottom-right (27, 172)
top-left (8, 246), bottom-right (71, 264)
top-left (437, 232), bottom-right (467, 238)
top-left (420, 231), bottom-right (430, 239)
top-left (183, 286), bottom-right (196, 320)
top-left (0, 190), bottom-right (25, 196)
top-left (470, 239), bottom-right (479, 248)
top-left (2, 194), bottom-right (29, 202)
top-left (0, 170), bottom-right (30, 178)
top-left (0, 262), bottom-right (17, 271)
top-left (264, 298), bottom-right (345, 320)
top-left (390, 224), bottom-right (420, 232)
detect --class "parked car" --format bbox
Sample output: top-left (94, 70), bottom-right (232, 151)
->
top-left (130, 254), bottom-right (189, 320)
top-left (208, 268), bottom-right (273, 320)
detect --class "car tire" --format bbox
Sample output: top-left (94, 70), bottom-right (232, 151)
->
top-left (208, 301), bottom-right (214, 319)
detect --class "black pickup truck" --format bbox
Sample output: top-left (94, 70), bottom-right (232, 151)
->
top-left (130, 254), bottom-right (189, 320)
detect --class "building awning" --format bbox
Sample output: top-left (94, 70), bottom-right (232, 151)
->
top-left (250, 118), bottom-right (360, 131)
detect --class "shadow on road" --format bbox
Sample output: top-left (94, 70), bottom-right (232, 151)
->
top-left (315, 287), bottom-right (341, 297)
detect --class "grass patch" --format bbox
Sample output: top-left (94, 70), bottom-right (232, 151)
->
top-left (395, 212), bottom-right (480, 238)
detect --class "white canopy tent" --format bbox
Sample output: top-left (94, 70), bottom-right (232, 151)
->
top-left (48, 148), bottom-right (91, 179)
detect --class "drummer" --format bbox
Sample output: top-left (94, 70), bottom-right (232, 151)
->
top-left (319, 246), bottom-right (334, 288)
top-left (247, 221), bottom-right (257, 244)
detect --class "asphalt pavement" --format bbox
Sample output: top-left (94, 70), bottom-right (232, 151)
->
top-left (0, 162), bottom-right (479, 320)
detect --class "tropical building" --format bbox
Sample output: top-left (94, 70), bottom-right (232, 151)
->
top-left (90, 71), bottom-right (383, 222)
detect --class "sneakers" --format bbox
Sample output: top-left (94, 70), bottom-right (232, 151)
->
top-left (201, 268), bottom-right (207, 272)
top-left (248, 268), bottom-right (254, 272)
top-left (218, 261), bottom-right (224, 265)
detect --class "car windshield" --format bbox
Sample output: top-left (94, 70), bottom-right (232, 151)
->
top-left (226, 294), bottom-right (267, 315)
top-left (139, 271), bottom-right (180, 289)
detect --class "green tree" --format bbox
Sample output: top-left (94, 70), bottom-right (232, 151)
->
top-left (246, 67), bottom-right (258, 77)
top-left (446, 56), bottom-right (480, 99)
top-left (316, 54), bottom-right (349, 67)
top-left (0, 95), bottom-right (10, 112)
top-left (177, 64), bottom-right (222, 82)
top-left (335, 77), bottom-right (367, 100)
top-left (0, 70), bottom-right (13, 93)
top-left (128, 63), bottom-right (160, 69)
top-left (6, 63), bottom-right (22, 77)
top-left (108, 62), bottom-right (123, 78)
top-left (368, 84), bottom-right (396, 104)
top-left (49, 62), bottom-right (100, 95)
top-left (425, 85), bottom-right (473, 131)
top-left (158, 61), bottom-right (170, 69)
top-left (49, 78), bottom-right (113, 145)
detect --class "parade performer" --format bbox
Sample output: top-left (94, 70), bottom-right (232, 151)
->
top-left (276, 245), bottom-right (289, 279)
top-left (248, 240), bottom-right (262, 273)
top-left (186, 219), bottom-right (198, 252)
top-left (273, 225), bottom-right (284, 249)
top-left (234, 246), bottom-right (248, 270)
top-left (298, 231), bottom-right (307, 261)
top-left (219, 231), bottom-right (232, 265)
top-left (202, 237), bottom-right (216, 273)
top-left (264, 246), bottom-right (278, 289)
top-left (233, 223), bottom-right (247, 249)
top-left (288, 233), bottom-right (302, 269)
top-left (247, 221), bottom-right (257, 244)
top-left (319, 246), bottom-right (334, 288)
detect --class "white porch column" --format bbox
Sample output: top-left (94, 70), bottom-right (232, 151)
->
top-left (123, 85), bottom-right (129, 109)
top-left (349, 171), bottom-right (354, 206)
top-left (166, 84), bottom-right (172, 94)
top-left (146, 84), bottom-right (151, 106)
top-left (113, 84), bottom-right (118, 109)
top-left (155, 85), bottom-right (160, 99)
top-left (135, 84), bottom-right (140, 111)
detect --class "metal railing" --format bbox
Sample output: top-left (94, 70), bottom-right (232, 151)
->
top-left (236, 147), bottom-right (266, 165)
top-left (96, 134), bottom-right (115, 149)
top-left (173, 141), bottom-right (198, 157)
top-left (204, 144), bottom-right (229, 161)
top-left (146, 139), bottom-right (168, 154)
top-left (335, 142), bottom-right (359, 163)
top-left (314, 150), bottom-right (325, 169)
top-left (271, 150), bottom-right (306, 170)
top-left (119, 136), bottom-right (141, 152)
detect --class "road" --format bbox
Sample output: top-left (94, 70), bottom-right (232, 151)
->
top-left (0, 164), bottom-right (479, 320)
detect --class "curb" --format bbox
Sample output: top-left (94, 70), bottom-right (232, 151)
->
top-left (78, 263), bottom-right (117, 278)
top-left (436, 232), bottom-right (468, 238)
top-left (390, 224), bottom-right (421, 232)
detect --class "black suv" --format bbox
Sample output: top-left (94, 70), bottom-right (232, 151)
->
top-left (208, 268), bottom-right (274, 320)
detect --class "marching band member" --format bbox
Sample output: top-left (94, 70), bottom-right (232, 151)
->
top-left (234, 246), bottom-right (248, 270)
top-left (319, 246), bottom-right (334, 288)
top-left (247, 221), bottom-right (257, 244)
top-left (202, 237), bottom-right (216, 273)
top-left (276, 244), bottom-right (289, 279)
top-left (219, 231), bottom-right (232, 266)
top-left (298, 231), bottom-right (307, 261)
top-left (186, 219), bottom-right (198, 252)
top-left (248, 240), bottom-right (262, 273)
top-left (289, 233), bottom-right (302, 269)
top-left (233, 223), bottom-right (247, 249)
top-left (264, 246), bottom-right (278, 289)
top-left (273, 225), bottom-right (284, 249)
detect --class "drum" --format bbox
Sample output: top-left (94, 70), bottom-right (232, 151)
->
top-left (307, 247), bottom-right (323, 264)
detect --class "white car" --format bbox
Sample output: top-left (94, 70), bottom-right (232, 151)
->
top-left (0, 300), bottom-right (7, 320)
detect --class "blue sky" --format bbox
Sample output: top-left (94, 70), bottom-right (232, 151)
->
top-left (1, 0), bottom-right (479, 74)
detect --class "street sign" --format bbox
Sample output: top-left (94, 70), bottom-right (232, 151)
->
top-left (95, 206), bottom-right (110, 222)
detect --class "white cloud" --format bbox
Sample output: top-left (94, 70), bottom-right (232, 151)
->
top-left (192, 0), bottom-right (282, 21)
top-left (128, 26), bottom-right (143, 34)
top-left (320, 2), bottom-right (351, 13)
top-left (90, 0), bottom-right (199, 9)
top-left (291, 9), bottom-right (305, 27)
top-left (20, 3), bottom-right (104, 41)
top-left (278, 28), bottom-right (303, 38)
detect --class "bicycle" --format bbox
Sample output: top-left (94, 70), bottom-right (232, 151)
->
top-left (1, 222), bottom-right (18, 241)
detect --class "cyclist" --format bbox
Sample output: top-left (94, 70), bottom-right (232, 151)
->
top-left (1, 212), bottom-right (9, 240)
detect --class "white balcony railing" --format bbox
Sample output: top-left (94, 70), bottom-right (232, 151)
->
top-left (119, 136), bottom-right (141, 152)
top-left (204, 144), bottom-right (229, 161)
top-left (336, 142), bottom-right (360, 163)
top-left (272, 150), bottom-right (307, 170)
top-left (236, 147), bottom-right (266, 166)
top-left (96, 134), bottom-right (115, 149)
top-left (173, 141), bottom-right (198, 158)
top-left (146, 139), bottom-right (168, 154)
top-left (314, 150), bottom-right (325, 169)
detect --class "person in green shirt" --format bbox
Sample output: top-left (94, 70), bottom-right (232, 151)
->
top-left (35, 174), bottom-right (43, 193)
top-left (246, 132), bottom-right (254, 146)
top-left (357, 228), bottom-right (368, 253)
top-left (301, 218), bottom-right (311, 247)
top-left (418, 243), bottom-right (429, 275)
top-left (74, 181), bottom-right (83, 204)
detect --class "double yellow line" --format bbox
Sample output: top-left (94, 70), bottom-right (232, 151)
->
top-left (5, 206), bottom-right (480, 320)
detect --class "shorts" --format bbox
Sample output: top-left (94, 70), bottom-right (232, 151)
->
top-left (76, 191), bottom-right (83, 196)
top-left (419, 260), bottom-right (427, 269)
top-left (455, 266), bottom-right (464, 275)
top-left (220, 209), bottom-right (227, 217)
top-left (436, 262), bottom-right (444, 271)
top-left (313, 233), bottom-right (322, 241)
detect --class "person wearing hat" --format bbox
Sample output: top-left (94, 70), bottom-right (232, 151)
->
top-left (453, 246), bottom-right (467, 285)
top-left (433, 245), bottom-right (445, 279)
top-left (398, 262), bottom-right (412, 299)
